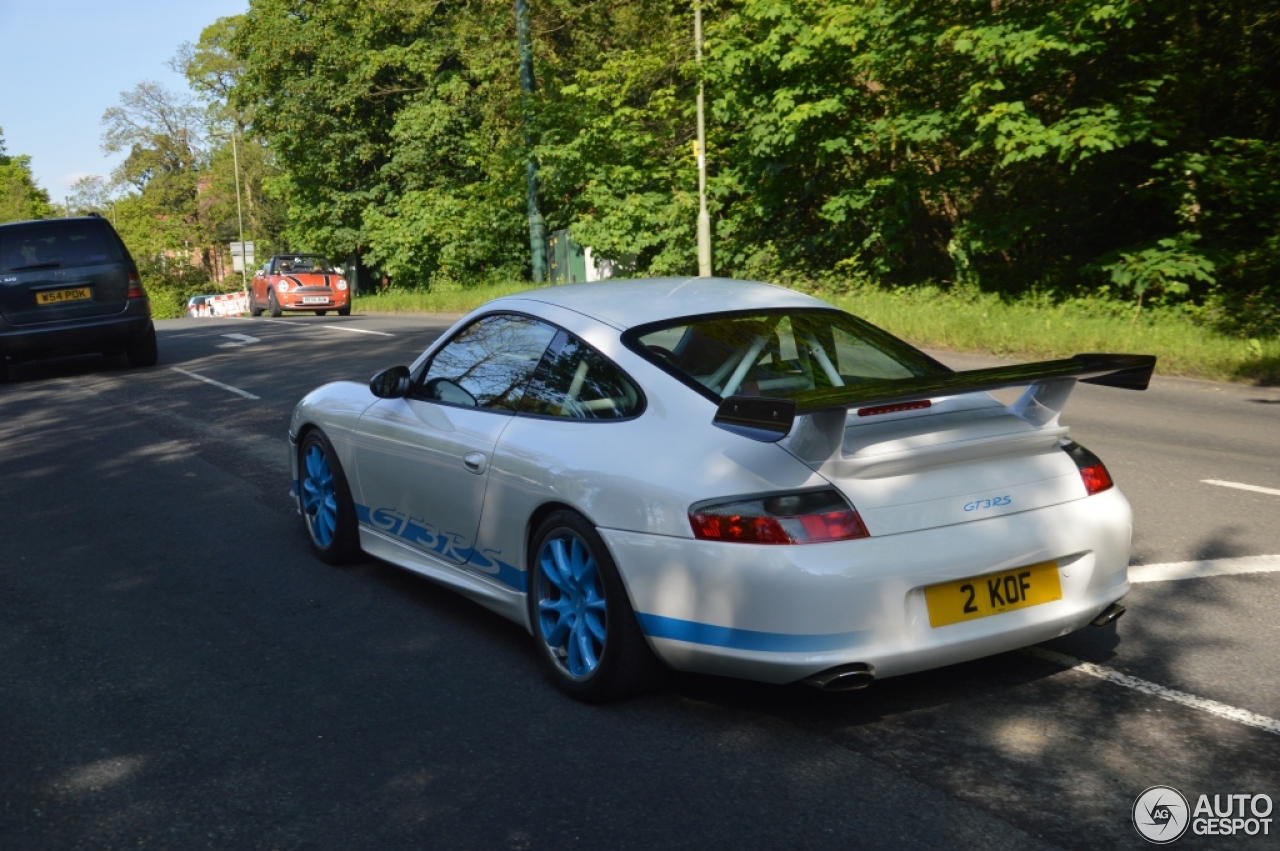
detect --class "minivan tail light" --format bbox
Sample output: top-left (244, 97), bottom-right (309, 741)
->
top-left (1063, 441), bottom-right (1114, 496)
top-left (689, 488), bottom-right (869, 544)
top-left (126, 272), bottom-right (145, 299)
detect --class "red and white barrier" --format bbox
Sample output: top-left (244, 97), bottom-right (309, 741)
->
top-left (190, 292), bottom-right (251, 317)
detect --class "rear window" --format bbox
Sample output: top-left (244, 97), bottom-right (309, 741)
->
top-left (0, 221), bottom-right (122, 272)
top-left (627, 308), bottom-right (948, 401)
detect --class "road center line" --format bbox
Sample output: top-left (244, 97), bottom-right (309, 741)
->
top-left (169, 367), bottom-right (260, 400)
top-left (238, 317), bottom-right (394, 337)
top-left (1129, 554), bottom-right (1280, 583)
top-left (1202, 478), bottom-right (1280, 497)
top-left (1023, 647), bottom-right (1280, 737)
top-left (318, 324), bottom-right (394, 337)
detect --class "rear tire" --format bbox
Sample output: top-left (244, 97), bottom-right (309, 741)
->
top-left (0, 357), bottom-right (9, 383)
top-left (527, 511), bottom-right (664, 701)
top-left (125, 323), bottom-right (159, 367)
top-left (248, 289), bottom-right (263, 317)
top-left (268, 290), bottom-right (282, 318)
top-left (316, 310), bottom-right (328, 316)
top-left (298, 430), bottom-right (361, 565)
top-left (337, 305), bottom-right (351, 317)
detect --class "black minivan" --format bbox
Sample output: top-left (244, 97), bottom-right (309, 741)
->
top-left (0, 215), bottom-right (157, 382)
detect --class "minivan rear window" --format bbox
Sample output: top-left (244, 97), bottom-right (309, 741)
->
top-left (0, 221), bottom-right (122, 272)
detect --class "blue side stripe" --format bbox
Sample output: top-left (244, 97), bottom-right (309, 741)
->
top-left (635, 613), bottom-right (868, 653)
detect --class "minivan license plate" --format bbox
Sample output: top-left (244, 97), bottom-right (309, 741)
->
top-left (924, 561), bottom-right (1061, 628)
top-left (37, 287), bottom-right (92, 305)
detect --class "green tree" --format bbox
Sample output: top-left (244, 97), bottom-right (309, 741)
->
top-left (0, 128), bottom-right (55, 223)
top-left (177, 15), bottom-right (289, 266)
top-left (705, 0), bottom-right (1279, 311)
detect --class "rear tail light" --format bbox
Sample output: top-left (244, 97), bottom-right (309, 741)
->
top-left (689, 488), bottom-right (869, 544)
top-left (1063, 441), bottom-right (1114, 495)
top-left (126, 271), bottom-right (145, 299)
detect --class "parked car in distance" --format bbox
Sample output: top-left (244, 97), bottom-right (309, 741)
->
top-left (186, 295), bottom-right (214, 317)
top-left (248, 254), bottom-right (350, 317)
top-left (0, 215), bottom-right (157, 383)
top-left (289, 277), bottom-right (1155, 701)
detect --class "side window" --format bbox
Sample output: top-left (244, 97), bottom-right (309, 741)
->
top-left (521, 331), bottom-right (643, 420)
top-left (416, 314), bottom-right (558, 412)
top-left (830, 325), bottom-right (917, 381)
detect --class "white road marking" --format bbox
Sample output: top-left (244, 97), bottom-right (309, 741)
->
top-left (169, 367), bottom-right (260, 400)
top-left (1129, 554), bottom-right (1280, 583)
top-left (1024, 647), bottom-right (1280, 736)
top-left (240, 317), bottom-right (394, 337)
top-left (316, 324), bottom-right (394, 337)
top-left (218, 333), bottom-right (261, 348)
top-left (1202, 478), bottom-right (1280, 497)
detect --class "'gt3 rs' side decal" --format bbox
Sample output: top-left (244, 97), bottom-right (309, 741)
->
top-left (355, 504), bottom-right (524, 591)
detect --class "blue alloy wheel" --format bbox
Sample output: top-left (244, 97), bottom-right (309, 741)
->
top-left (302, 443), bottom-right (338, 548)
top-left (528, 511), bottom-right (664, 701)
top-left (536, 532), bottom-right (608, 678)
top-left (298, 431), bottom-right (360, 565)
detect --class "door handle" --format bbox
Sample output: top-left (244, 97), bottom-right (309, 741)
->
top-left (463, 452), bottom-right (487, 474)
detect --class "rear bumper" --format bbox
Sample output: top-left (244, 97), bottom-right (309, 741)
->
top-left (601, 487), bottom-right (1133, 684)
top-left (0, 300), bottom-right (152, 359)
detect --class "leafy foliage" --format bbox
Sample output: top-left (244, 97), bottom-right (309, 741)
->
top-left (74, 1), bottom-right (1280, 337)
top-left (0, 128), bottom-right (55, 223)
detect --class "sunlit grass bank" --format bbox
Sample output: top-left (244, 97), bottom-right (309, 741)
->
top-left (352, 279), bottom-right (1280, 385)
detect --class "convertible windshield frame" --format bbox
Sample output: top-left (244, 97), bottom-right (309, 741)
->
top-left (621, 307), bottom-right (952, 404)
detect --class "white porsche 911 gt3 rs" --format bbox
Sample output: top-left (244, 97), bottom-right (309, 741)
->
top-left (289, 277), bottom-right (1154, 701)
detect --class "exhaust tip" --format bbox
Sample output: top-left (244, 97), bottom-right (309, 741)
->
top-left (1091, 603), bottom-right (1126, 628)
top-left (802, 662), bottom-right (876, 692)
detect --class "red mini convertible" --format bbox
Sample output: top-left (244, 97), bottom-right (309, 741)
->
top-left (249, 254), bottom-right (351, 317)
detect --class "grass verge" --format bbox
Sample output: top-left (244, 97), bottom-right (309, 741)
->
top-left (352, 279), bottom-right (1280, 385)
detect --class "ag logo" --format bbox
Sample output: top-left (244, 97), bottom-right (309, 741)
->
top-left (1133, 786), bottom-right (1190, 843)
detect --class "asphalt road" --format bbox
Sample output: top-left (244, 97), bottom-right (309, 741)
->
top-left (2, 313), bottom-right (1278, 850)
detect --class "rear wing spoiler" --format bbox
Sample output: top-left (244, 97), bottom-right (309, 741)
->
top-left (712, 353), bottom-right (1156, 442)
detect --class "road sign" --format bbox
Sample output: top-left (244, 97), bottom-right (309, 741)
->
top-left (230, 241), bottom-right (256, 272)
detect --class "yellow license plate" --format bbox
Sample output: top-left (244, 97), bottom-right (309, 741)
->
top-left (924, 560), bottom-right (1062, 628)
top-left (37, 287), bottom-right (92, 305)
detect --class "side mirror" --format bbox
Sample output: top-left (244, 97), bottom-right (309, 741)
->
top-left (369, 365), bottom-right (411, 399)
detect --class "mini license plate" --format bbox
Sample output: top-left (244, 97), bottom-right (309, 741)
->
top-left (36, 287), bottom-right (92, 305)
top-left (924, 560), bottom-right (1062, 628)
top-left (301, 296), bottom-right (329, 304)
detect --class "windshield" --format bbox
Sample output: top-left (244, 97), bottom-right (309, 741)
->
top-left (629, 309), bottom-right (949, 401)
top-left (276, 255), bottom-right (336, 273)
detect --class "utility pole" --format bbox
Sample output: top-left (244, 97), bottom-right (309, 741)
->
top-left (694, 0), bottom-right (712, 277)
top-left (229, 130), bottom-right (248, 294)
top-left (211, 130), bottom-right (249, 293)
top-left (515, 0), bottom-right (547, 283)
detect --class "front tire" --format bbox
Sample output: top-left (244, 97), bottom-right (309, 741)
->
top-left (299, 430), bottom-right (361, 565)
top-left (528, 511), bottom-right (663, 701)
top-left (125, 323), bottom-right (159, 367)
top-left (268, 290), bottom-right (282, 318)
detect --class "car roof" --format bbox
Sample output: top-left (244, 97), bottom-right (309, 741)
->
top-left (495, 277), bottom-right (830, 330)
